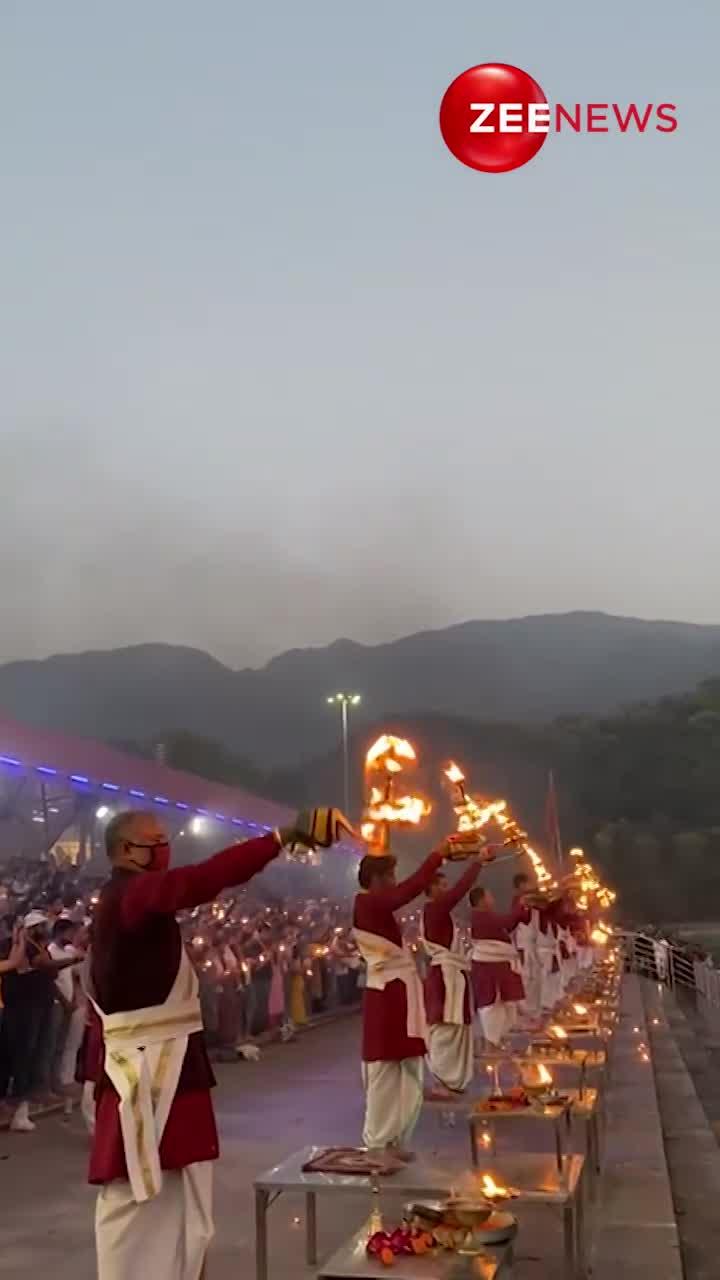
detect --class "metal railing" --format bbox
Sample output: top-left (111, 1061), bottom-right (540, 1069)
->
top-left (621, 929), bottom-right (720, 1009)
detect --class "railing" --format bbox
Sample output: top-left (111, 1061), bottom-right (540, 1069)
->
top-left (621, 929), bottom-right (720, 1009)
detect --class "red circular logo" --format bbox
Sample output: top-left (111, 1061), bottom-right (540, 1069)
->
top-left (439, 63), bottom-right (549, 173)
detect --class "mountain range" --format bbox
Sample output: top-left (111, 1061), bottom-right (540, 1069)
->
top-left (2, 611), bottom-right (720, 767)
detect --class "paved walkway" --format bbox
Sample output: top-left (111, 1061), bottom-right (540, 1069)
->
top-left (0, 977), bottom-right (685, 1278)
top-left (643, 981), bottom-right (720, 1280)
top-left (591, 975), bottom-right (681, 1280)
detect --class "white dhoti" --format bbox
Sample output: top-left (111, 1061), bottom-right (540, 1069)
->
top-left (427, 1023), bottom-right (474, 1093)
top-left (514, 917), bottom-right (541, 1018)
top-left (96, 1162), bottom-right (213, 1280)
top-left (354, 929), bottom-right (427, 1151)
top-left (421, 923), bottom-right (473, 1093)
top-left (361, 1058), bottom-right (425, 1149)
top-left (537, 933), bottom-right (561, 1010)
top-left (86, 946), bottom-right (208, 1277)
top-left (478, 998), bottom-right (517, 1047)
top-left (558, 929), bottom-right (577, 988)
top-left (471, 939), bottom-right (521, 1048)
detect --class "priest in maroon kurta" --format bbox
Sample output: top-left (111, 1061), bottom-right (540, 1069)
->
top-left (470, 886), bottom-right (528, 1046)
top-left (90, 807), bottom-right (341, 1280)
top-left (353, 847), bottom-right (445, 1155)
top-left (421, 860), bottom-right (481, 1097)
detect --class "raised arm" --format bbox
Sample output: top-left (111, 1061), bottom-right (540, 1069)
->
top-left (121, 832), bottom-right (282, 928)
top-left (498, 901), bottom-right (531, 932)
top-left (373, 849), bottom-right (445, 912)
top-left (436, 859), bottom-right (482, 912)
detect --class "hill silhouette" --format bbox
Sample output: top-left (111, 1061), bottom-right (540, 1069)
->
top-left (2, 612), bottom-right (720, 766)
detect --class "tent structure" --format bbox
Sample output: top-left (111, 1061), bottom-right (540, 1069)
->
top-left (0, 715), bottom-right (359, 870)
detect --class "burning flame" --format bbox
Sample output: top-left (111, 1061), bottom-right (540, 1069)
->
top-left (366, 734), bottom-right (416, 769)
top-left (566, 846), bottom-right (617, 916)
top-left (573, 1004), bottom-right (588, 1017)
top-left (445, 761), bottom-right (465, 785)
top-left (549, 1024), bottom-right (568, 1041)
top-left (443, 761), bottom-right (555, 887)
top-left (480, 1174), bottom-right (509, 1200)
top-left (537, 1063), bottom-right (553, 1086)
top-left (364, 785), bottom-right (430, 826)
top-left (362, 734), bottom-right (431, 851)
top-left (444, 762), bottom-right (509, 835)
top-left (438, 757), bottom-right (566, 901)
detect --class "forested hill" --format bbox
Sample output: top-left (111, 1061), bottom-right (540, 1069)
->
top-left (119, 679), bottom-right (720, 924)
top-left (3, 611), bottom-right (720, 766)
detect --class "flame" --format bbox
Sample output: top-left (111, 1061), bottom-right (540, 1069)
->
top-left (362, 733), bottom-right (431, 850)
top-left (480, 1174), bottom-right (509, 1200)
top-left (443, 760), bottom-right (559, 890)
top-left (366, 734), bottom-right (416, 769)
top-left (365, 785), bottom-right (431, 826)
top-left (565, 846), bottom-right (617, 919)
top-left (537, 1063), bottom-right (553, 1086)
top-left (549, 1024), bottom-right (568, 1041)
top-left (573, 1004), bottom-right (588, 1017)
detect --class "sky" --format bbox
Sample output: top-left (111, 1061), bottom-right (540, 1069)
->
top-left (1, 1), bottom-right (718, 669)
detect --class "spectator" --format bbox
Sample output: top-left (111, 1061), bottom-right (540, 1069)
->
top-left (0, 911), bottom-right (75, 1131)
top-left (48, 917), bottom-right (85, 1108)
top-left (0, 856), bottom-right (362, 1133)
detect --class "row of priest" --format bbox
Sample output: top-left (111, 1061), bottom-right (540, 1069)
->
top-left (352, 844), bottom-right (594, 1157)
top-left (86, 803), bottom-right (593, 1280)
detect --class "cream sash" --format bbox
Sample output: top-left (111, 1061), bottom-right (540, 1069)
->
top-left (86, 946), bottom-right (203, 1203)
top-left (420, 921), bottom-right (470, 1025)
top-left (353, 929), bottom-right (427, 1044)
top-left (470, 938), bottom-right (520, 973)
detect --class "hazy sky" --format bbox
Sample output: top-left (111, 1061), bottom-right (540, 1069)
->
top-left (2, 1), bottom-right (718, 669)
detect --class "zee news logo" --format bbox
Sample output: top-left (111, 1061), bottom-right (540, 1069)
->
top-left (439, 63), bottom-right (678, 173)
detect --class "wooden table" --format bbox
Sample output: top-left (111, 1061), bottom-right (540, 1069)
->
top-left (253, 1147), bottom-right (588, 1280)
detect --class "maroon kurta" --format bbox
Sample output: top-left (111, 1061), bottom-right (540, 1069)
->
top-left (471, 905), bottom-right (527, 1009)
top-left (88, 831), bottom-right (280, 1185)
top-left (354, 850), bottom-right (444, 1063)
top-left (423, 862), bottom-right (480, 1027)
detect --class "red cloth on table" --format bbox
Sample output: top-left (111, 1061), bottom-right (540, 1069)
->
top-left (470, 904), bottom-right (527, 1009)
top-left (88, 831), bottom-right (280, 1185)
top-left (353, 849), bottom-right (443, 1063)
top-left (422, 862), bottom-right (479, 1027)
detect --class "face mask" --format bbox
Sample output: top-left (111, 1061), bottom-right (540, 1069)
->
top-left (123, 840), bottom-right (171, 873)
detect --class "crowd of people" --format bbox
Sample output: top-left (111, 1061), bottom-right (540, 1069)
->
top-left (0, 858), bottom-right (362, 1134)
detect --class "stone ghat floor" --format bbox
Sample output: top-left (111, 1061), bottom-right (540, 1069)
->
top-left (0, 975), bottom-right (683, 1278)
